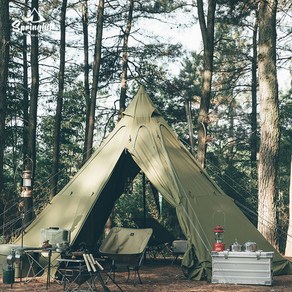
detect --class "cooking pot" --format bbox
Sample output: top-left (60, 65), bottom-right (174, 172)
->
top-left (231, 241), bottom-right (242, 252)
top-left (244, 241), bottom-right (257, 252)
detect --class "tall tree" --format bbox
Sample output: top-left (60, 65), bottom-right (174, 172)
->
top-left (22, 0), bottom-right (29, 164)
top-left (82, 0), bottom-right (90, 162)
top-left (50, 0), bottom-right (68, 197)
top-left (27, 0), bottom-right (40, 178)
top-left (84, 0), bottom-right (104, 162)
top-left (0, 0), bottom-right (10, 194)
top-left (250, 15), bottom-right (258, 163)
top-left (257, 0), bottom-right (279, 248)
top-left (285, 155), bottom-right (292, 256)
top-left (119, 0), bottom-right (134, 117)
top-left (196, 0), bottom-right (216, 168)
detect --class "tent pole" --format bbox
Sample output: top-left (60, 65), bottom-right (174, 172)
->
top-left (142, 172), bottom-right (146, 227)
top-left (142, 172), bottom-right (147, 264)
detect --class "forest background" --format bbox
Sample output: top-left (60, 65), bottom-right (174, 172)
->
top-left (0, 0), bottom-right (291, 256)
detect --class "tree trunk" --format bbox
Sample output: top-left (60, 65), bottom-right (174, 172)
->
top-left (196, 0), bottom-right (216, 169)
top-left (0, 0), bottom-right (10, 194)
top-left (27, 0), bottom-right (39, 177)
top-left (84, 0), bottom-right (104, 162)
top-left (105, 0), bottom-right (135, 235)
top-left (257, 0), bottom-right (279, 248)
top-left (22, 1), bottom-right (29, 163)
top-left (82, 0), bottom-right (91, 163)
top-left (50, 0), bottom-right (67, 197)
top-left (185, 100), bottom-right (195, 155)
top-left (25, 0), bottom-right (40, 224)
top-left (227, 102), bottom-right (235, 166)
top-left (285, 156), bottom-right (292, 256)
top-left (250, 16), bottom-right (258, 163)
top-left (119, 0), bottom-right (134, 118)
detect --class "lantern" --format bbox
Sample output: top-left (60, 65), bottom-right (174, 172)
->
top-left (22, 170), bottom-right (32, 187)
top-left (213, 225), bottom-right (225, 252)
top-left (20, 168), bottom-right (33, 241)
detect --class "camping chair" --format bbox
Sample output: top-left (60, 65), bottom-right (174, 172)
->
top-left (99, 227), bottom-right (153, 286)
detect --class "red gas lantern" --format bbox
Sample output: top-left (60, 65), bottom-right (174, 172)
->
top-left (213, 225), bottom-right (225, 252)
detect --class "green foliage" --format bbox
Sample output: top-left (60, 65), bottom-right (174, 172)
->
top-left (38, 83), bottom-right (87, 194)
top-left (277, 91), bottom-right (292, 251)
top-left (216, 0), bottom-right (256, 25)
top-left (113, 174), bottom-right (157, 227)
top-left (112, 173), bottom-right (184, 239)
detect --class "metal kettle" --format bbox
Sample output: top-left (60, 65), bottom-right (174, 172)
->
top-left (244, 241), bottom-right (257, 252)
top-left (231, 240), bottom-right (242, 252)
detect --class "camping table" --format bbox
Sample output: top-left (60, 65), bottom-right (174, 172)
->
top-left (23, 247), bottom-right (60, 289)
top-left (57, 258), bottom-right (86, 291)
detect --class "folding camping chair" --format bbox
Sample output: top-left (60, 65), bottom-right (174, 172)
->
top-left (99, 227), bottom-right (153, 286)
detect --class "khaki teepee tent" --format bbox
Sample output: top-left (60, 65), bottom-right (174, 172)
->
top-left (14, 86), bottom-right (292, 280)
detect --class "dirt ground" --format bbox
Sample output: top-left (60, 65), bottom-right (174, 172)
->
top-left (1, 258), bottom-right (292, 292)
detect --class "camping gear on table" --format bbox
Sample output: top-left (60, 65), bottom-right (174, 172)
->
top-left (56, 242), bottom-right (69, 253)
top-left (40, 227), bottom-right (70, 249)
top-left (231, 240), bottom-right (242, 252)
top-left (99, 227), bottom-right (153, 286)
top-left (244, 241), bottom-right (257, 252)
top-left (213, 225), bottom-right (225, 252)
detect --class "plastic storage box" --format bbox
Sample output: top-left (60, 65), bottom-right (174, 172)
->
top-left (40, 227), bottom-right (69, 248)
top-left (211, 250), bottom-right (274, 285)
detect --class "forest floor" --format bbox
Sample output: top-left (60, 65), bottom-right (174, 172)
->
top-left (0, 258), bottom-right (292, 292)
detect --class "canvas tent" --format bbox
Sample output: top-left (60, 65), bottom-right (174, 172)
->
top-left (13, 86), bottom-right (292, 280)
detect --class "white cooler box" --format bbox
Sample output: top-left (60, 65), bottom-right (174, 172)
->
top-left (211, 250), bottom-right (274, 286)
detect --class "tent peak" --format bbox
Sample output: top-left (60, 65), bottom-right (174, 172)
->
top-left (123, 86), bottom-right (161, 119)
